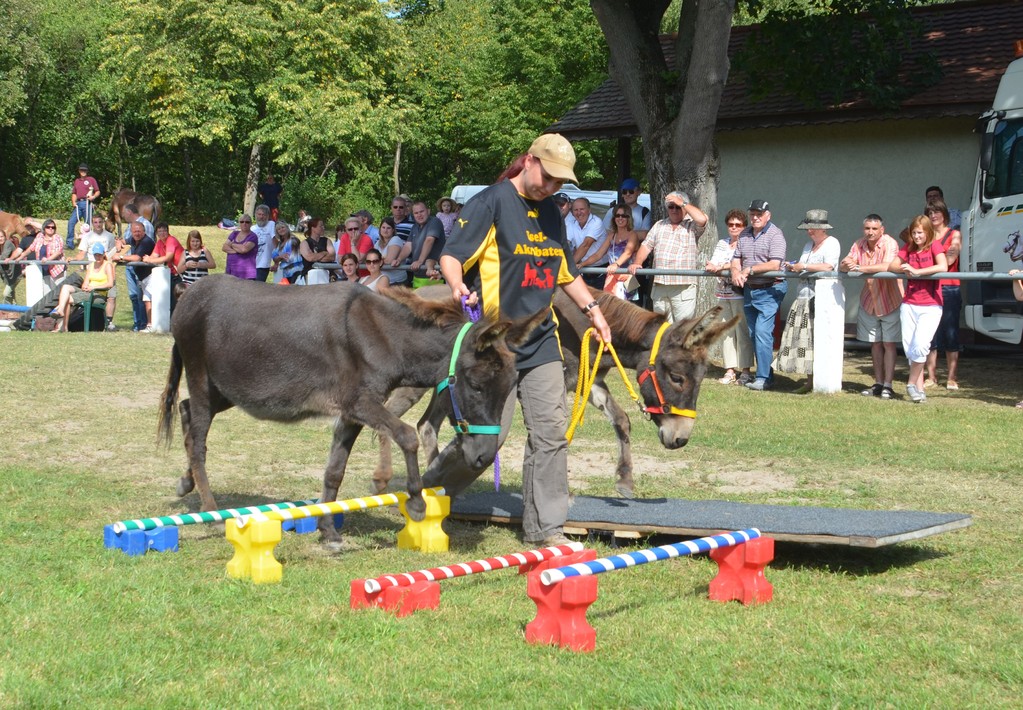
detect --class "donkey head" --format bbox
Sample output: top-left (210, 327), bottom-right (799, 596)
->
top-left (640, 306), bottom-right (739, 449)
top-left (441, 308), bottom-right (548, 470)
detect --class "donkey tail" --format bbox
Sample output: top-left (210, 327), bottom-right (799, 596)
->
top-left (157, 343), bottom-right (183, 447)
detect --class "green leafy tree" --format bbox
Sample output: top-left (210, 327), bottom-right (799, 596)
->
top-left (397, 0), bottom-right (613, 197)
top-left (102, 0), bottom-right (409, 218)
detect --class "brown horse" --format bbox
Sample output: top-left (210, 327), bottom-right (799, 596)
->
top-left (373, 289), bottom-right (737, 498)
top-left (107, 188), bottom-right (161, 236)
top-left (0, 211), bottom-right (32, 239)
top-left (157, 276), bottom-right (544, 545)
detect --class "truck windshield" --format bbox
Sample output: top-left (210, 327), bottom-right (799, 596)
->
top-left (986, 118), bottom-right (1023, 198)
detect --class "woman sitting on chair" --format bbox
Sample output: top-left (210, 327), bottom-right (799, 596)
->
top-left (53, 242), bottom-right (115, 332)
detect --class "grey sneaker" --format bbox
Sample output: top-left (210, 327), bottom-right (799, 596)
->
top-left (105, 322), bottom-right (118, 332)
top-left (907, 384), bottom-right (925, 403)
top-left (861, 384), bottom-right (883, 397)
top-left (737, 372), bottom-right (754, 386)
top-left (745, 378), bottom-right (769, 391)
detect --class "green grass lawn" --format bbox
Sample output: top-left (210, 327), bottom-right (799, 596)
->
top-left (1, 257), bottom-right (1021, 706)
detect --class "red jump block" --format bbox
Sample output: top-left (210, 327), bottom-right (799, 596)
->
top-left (708, 535), bottom-right (774, 605)
top-left (350, 578), bottom-right (440, 617)
top-left (525, 548), bottom-right (598, 653)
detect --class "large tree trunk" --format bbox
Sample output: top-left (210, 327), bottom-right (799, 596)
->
top-left (244, 143), bottom-right (261, 216)
top-left (591, 0), bottom-right (735, 314)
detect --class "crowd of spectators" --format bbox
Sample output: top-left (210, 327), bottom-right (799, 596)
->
top-left (3, 167), bottom-right (1022, 408)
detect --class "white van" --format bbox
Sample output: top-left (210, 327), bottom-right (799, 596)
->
top-left (451, 183), bottom-right (650, 214)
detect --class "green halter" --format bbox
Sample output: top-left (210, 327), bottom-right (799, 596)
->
top-left (435, 322), bottom-right (503, 435)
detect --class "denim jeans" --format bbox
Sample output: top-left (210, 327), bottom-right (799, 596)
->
top-left (930, 285), bottom-right (962, 352)
top-left (126, 266), bottom-right (148, 330)
top-left (66, 199), bottom-right (92, 249)
top-left (743, 281), bottom-right (787, 381)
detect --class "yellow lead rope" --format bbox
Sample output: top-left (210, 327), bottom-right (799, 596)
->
top-left (566, 328), bottom-right (643, 444)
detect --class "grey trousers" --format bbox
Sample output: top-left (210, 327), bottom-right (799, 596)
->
top-left (423, 359), bottom-right (569, 541)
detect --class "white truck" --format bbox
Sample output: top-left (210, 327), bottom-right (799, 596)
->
top-left (965, 44), bottom-right (1023, 345)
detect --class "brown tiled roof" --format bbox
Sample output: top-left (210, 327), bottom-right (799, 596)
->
top-left (550, 0), bottom-right (1023, 139)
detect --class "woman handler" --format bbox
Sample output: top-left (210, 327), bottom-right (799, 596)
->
top-left (432, 133), bottom-right (611, 546)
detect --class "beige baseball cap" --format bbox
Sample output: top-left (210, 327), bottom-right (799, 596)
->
top-left (528, 133), bottom-right (578, 183)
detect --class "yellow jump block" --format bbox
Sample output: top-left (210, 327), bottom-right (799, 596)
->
top-left (225, 489), bottom-right (449, 584)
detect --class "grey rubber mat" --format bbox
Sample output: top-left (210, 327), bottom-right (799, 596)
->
top-left (449, 492), bottom-right (972, 547)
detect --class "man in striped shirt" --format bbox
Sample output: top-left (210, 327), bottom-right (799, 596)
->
top-left (730, 199), bottom-right (787, 391)
top-left (840, 214), bottom-right (904, 399)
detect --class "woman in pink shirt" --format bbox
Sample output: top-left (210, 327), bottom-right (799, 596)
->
top-left (889, 215), bottom-right (948, 403)
top-left (223, 214), bottom-right (259, 279)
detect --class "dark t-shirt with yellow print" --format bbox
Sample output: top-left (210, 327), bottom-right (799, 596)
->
top-left (442, 178), bottom-right (578, 370)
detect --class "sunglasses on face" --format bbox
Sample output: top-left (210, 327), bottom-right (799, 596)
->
top-left (667, 205), bottom-right (682, 211)
top-left (621, 189), bottom-right (637, 195)
top-left (727, 222), bottom-right (745, 228)
top-left (239, 220), bottom-right (251, 224)
top-left (346, 227), bottom-right (360, 232)
top-left (365, 259), bottom-right (382, 265)
top-left (44, 225), bottom-right (56, 230)
top-left (615, 213), bottom-right (628, 218)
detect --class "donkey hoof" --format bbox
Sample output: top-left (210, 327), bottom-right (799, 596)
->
top-left (405, 494), bottom-right (426, 522)
top-left (614, 482), bottom-right (636, 499)
top-left (319, 525), bottom-right (343, 548)
top-left (322, 538), bottom-right (345, 554)
top-left (176, 476), bottom-right (195, 497)
top-left (370, 479), bottom-right (389, 495)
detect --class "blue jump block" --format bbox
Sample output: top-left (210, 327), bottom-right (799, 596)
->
top-left (145, 526), bottom-right (179, 552)
top-left (103, 525), bottom-right (179, 555)
top-left (282, 513), bottom-right (344, 534)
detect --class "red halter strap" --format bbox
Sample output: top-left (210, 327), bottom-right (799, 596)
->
top-left (636, 322), bottom-right (697, 419)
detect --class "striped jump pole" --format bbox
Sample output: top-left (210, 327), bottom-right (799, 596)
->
top-left (103, 497), bottom-right (320, 556)
top-left (227, 488), bottom-right (450, 585)
top-left (526, 528), bottom-right (773, 652)
top-left (540, 528), bottom-right (761, 586)
top-left (352, 542), bottom-right (586, 617)
top-left (109, 498), bottom-right (319, 534)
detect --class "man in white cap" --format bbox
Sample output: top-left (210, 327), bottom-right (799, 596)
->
top-left (627, 190), bottom-right (707, 322)
top-left (432, 133), bottom-right (611, 547)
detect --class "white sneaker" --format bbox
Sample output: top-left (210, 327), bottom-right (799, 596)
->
top-left (141, 325), bottom-right (155, 334)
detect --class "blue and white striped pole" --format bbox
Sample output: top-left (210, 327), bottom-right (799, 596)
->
top-left (539, 528), bottom-right (761, 586)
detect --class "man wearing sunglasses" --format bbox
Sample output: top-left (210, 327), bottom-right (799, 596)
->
top-left (627, 191), bottom-right (707, 322)
top-left (602, 177), bottom-right (651, 237)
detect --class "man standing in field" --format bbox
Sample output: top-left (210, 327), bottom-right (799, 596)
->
top-left (840, 214), bottom-right (904, 399)
top-left (67, 163), bottom-right (101, 249)
top-left (627, 190), bottom-right (707, 323)
top-left (730, 199), bottom-right (787, 391)
top-left (252, 204), bottom-right (276, 282)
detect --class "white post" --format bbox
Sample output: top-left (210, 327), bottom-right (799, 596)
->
top-left (812, 276), bottom-right (846, 394)
top-left (25, 264), bottom-right (46, 307)
top-left (150, 266), bottom-right (171, 333)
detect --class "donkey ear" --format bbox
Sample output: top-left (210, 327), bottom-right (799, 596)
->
top-left (474, 319), bottom-right (510, 352)
top-left (676, 306), bottom-right (738, 350)
top-left (500, 308), bottom-right (548, 350)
